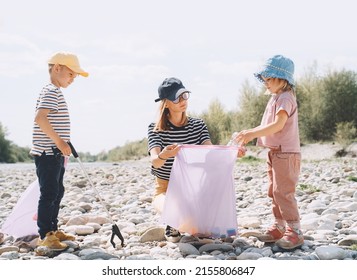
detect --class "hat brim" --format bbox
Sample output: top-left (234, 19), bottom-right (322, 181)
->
top-left (67, 65), bottom-right (89, 77)
top-left (254, 70), bottom-right (294, 86)
top-left (155, 88), bottom-right (190, 102)
top-left (166, 88), bottom-right (190, 101)
top-left (173, 88), bottom-right (190, 99)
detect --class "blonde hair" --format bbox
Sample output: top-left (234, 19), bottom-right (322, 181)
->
top-left (274, 78), bottom-right (295, 95)
top-left (154, 100), bottom-right (188, 131)
top-left (279, 79), bottom-right (293, 92)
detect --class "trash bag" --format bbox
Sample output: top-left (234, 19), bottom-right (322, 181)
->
top-left (161, 145), bottom-right (238, 237)
top-left (1, 179), bottom-right (39, 238)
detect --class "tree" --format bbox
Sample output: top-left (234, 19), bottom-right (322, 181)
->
top-left (0, 123), bottom-right (14, 163)
top-left (233, 81), bottom-right (269, 141)
top-left (298, 68), bottom-right (357, 141)
top-left (199, 99), bottom-right (231, 144)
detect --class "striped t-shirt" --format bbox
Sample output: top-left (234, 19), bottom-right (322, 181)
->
top-left (147, 117), bottom-right (211, 181)
top-left (30, 84), bottom-right (70, 156)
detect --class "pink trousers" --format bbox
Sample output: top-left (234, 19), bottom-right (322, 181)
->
top-left (267, 150), bottom-right (301, 225)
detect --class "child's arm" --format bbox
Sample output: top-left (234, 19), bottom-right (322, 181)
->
top-left (236, 110), bottom-right (288, 145)
top-left (35, 108), bottom-right (71, 156)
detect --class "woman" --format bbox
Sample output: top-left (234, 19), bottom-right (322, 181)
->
top-left (147, 77), bottom-right (212, 242)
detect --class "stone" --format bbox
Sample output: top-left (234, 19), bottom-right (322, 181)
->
top-left (139, 227), bottom-right (165, 242)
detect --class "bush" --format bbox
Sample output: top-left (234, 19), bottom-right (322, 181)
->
top-left (106, 138), bottom-right (148, 161)
top-left (199, 99), bottom-right (232, 144)
top-left (298, 68), bottom-right (357, 142)
top-left (0, 123), bottom-right (31, 163)
top-left (234, 81), bottom-right (268, 132)
top-left (0, 123), bottom-right (15, 163)
top-left (334, 121), bottom-right (356, 146)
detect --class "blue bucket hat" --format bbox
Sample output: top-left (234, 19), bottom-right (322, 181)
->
top-left (254, 55), bottom-right (295, 86)
top-left (155, 77), bottom-right (190, 102)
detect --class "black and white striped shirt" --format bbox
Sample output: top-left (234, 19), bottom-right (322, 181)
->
top-left (148, 117), bottom-right (211, 181)
top-left (30, 84), bottom-right (70, 156)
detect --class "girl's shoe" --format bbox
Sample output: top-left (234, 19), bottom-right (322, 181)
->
top-left (276, 227), bottom-right (304, 250)
top-left (165, 225), bottom-right (181, 243)
top-left (257, 224), bottom-right (285, 243)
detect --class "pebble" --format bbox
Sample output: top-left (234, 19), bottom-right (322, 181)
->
top-left (0, 152), bottom-right (356, 260)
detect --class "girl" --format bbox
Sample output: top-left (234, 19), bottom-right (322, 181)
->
top-left (235, 55), bottom-right (304, 250)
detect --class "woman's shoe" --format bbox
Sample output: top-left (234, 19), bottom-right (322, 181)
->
top-left (165, 225), bottom-right (181, 243)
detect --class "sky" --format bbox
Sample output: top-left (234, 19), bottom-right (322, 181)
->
top-left (1, 0), bottom-right (357, 154)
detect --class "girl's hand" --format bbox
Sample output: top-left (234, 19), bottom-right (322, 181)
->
top-left (237, 145), bottom-right (246, 158)
top-left (235, 130), bottom-right (254, 145)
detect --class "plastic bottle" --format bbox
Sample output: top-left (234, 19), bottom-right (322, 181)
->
top-left (227, 132), bottom-right (239, 146)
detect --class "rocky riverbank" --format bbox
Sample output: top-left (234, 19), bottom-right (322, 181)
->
top-left (0, 144), bottom-right (356, 260)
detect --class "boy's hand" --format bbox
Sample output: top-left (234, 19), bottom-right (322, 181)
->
top-left (57, 140), bottom-right (71, 156)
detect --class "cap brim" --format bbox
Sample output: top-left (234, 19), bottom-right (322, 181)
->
top-left (155, 88), bottom-right (190, 102)
top-left (174, 88), bottom-right (190, 99)
top-left (67, 66), bottom-right (89, 77)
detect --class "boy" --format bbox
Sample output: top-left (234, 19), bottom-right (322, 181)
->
top-left (30, 52), bottom-right (88, 250)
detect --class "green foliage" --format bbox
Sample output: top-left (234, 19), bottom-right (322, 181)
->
top-left (239, 155), bottom-right (262, 163)
top-left (350, 244), bottom-right (357, 251)
top-left (106, 138), bottom-right (148, 161)
top-left (297, 183), bottom-right (320, 194)
top-left (234, 81), bottom-right (269, 131)
top-left (0, 123), bottom-right (13, 162)
top-left (10, 145), bottom-right (32, 162)
top-left (347, 176), bottom-right (357, 182)
top-left (0, 123), bottom-right (32, 163)
top-left (334, 121), bottom-right (356, 146)
top-left (296, 63), bottom-right (324, 141)
top-left (298, 67), bottom-right (357, 142)
top-left (199, 99), bottom-right (232, 144)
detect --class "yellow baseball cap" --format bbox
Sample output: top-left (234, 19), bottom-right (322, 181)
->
top-left (48, 52), bottom-right (89, 77)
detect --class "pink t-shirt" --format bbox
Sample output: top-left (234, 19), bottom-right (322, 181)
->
top-left (257, 91), bottom-right (300, 152)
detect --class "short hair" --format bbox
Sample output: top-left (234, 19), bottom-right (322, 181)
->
top-left (48, 64), bottom-right (55, 74)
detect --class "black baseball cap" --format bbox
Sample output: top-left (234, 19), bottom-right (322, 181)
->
top-left (155, 77), bottom-right (190, 102)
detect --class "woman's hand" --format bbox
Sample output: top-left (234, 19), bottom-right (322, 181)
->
top-left (150, 143), bottom-right (182, 168)
top-left (159, 143), bottom-right (181, 159)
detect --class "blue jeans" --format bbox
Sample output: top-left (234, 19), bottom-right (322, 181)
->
top-left (35, 151), bottom-right (65, 239)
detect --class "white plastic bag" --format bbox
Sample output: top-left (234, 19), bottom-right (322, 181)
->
top-left (1, 179), bottom-right (39, 238)
top-left (161, 145), bottom-right (238, 237)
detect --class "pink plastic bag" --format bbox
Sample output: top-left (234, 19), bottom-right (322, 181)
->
top-left (161, 145), bottom-right (238, 237)
top-left (1, 180), bottom-right (39, 238)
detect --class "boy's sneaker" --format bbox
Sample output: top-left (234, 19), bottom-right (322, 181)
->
top-left (55, 230), bottom-right (75, 241)
top-left (37, 231), bottom-right (68, 251)
top-left (276, 227), bottom-right (304, 250)
top-left (165, 225), bottom-right (181, 243)
top-left (257, 224), bottom-right (285, 243)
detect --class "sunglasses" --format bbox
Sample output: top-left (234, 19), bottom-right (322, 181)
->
top-left (172, 91), bottom-right (190, 104)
